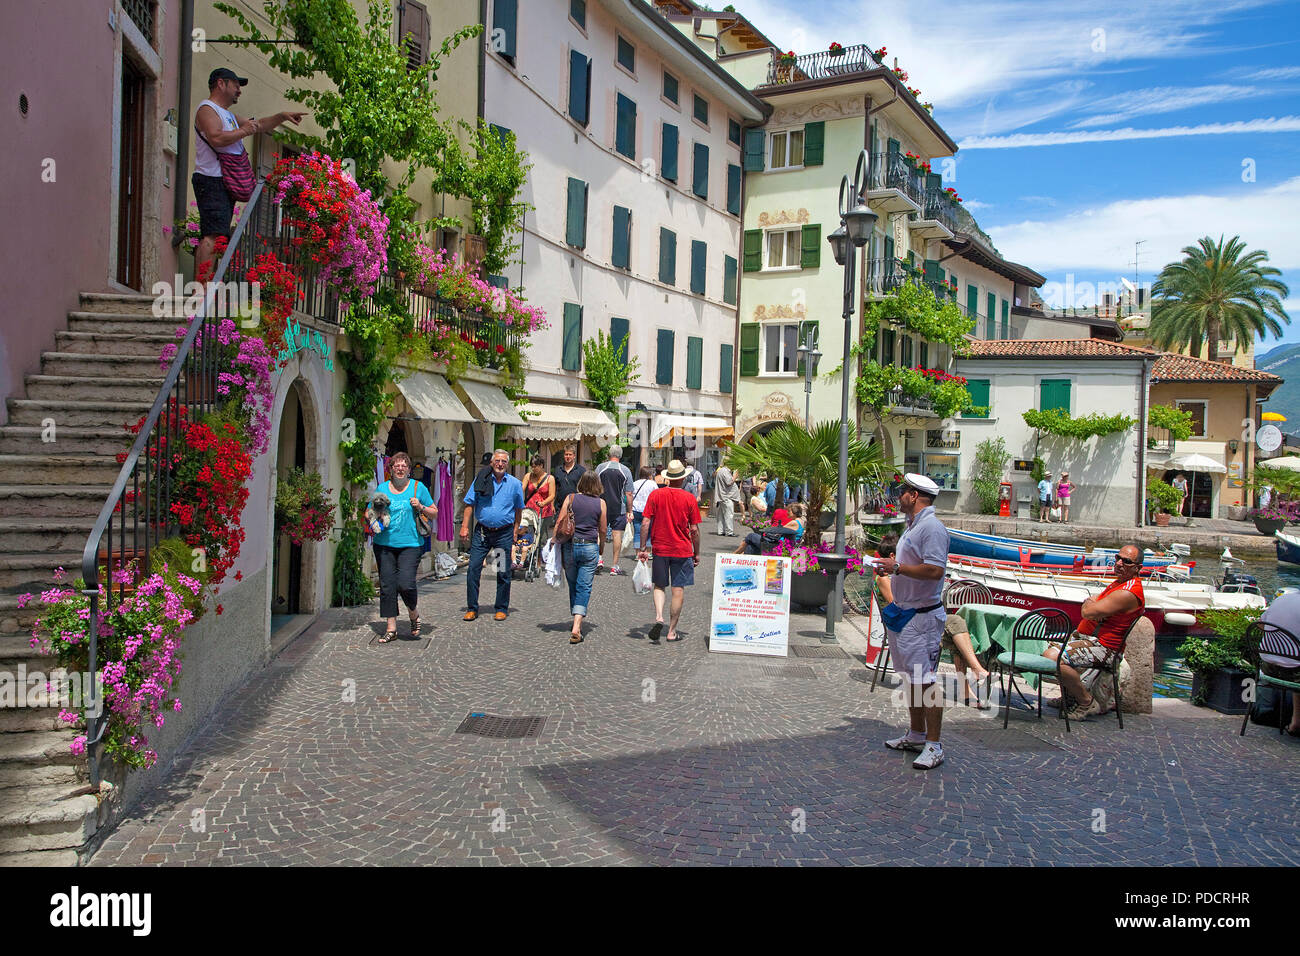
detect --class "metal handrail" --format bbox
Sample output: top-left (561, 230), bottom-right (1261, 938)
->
top-left (79, 181), bottom-right (269, 784)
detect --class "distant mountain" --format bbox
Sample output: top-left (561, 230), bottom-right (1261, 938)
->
top-left (1257, 343), bottom-right (1300, 424)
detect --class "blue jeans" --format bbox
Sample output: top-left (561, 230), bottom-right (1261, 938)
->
top-left (632, 511), bottom-right (644, 548)
top-left (562, 541), bottom-right (600, 616)
top-left (467, 524), bottom-right (514, 613)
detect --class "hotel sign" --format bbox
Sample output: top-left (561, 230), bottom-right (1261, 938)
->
top-left (926, 429), bottom-right (960, 450)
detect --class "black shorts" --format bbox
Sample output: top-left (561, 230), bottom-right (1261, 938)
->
top-left (652, 555), bottom-right (694, 589)
top-left (609, 512), bottom-right (628, 532)
top-left (192, 172), bottom-right (235, 239)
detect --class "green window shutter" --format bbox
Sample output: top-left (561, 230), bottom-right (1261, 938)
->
top-left (887, 137), bottom-right (900, 157)
top-left (656, 329), bottom-right (675, 384)
top-left (986, 313), bottom-right (995, 339)
top-left (739, 323), bottom-right (760, 376)
top-left (1001, 299), bottom-right (1009, 339)
top-left (489, 123), bottom-right (511, 145)
top-left (803, 121), bottom-right (825, 166)
top-left (720, 344), bottom-right (733, 393)
top-left (690, 240), bottom-right (706, 295)
top-left (494, 0), bottom-right (518, 60)
top-left (570, 0), bottom-right (585, 28)
top-left (562, 303), bottom-right (582, 371)
top-left (796, 320), bottom-right (819, 375)
top-left (884, 234), bottom-right (894, 262)
top-left (692, 143), bottom-right (709, 198)
top-left (723, 255), bottom-right (738, 305)
top-left (967, 284), bottom-right (979, 318)
top-left (881, 328), bottom-right (896, 365)
top-left (1040, 379), bottom-right (1071, 414)
top-left (742, 229), bottom-right (762, 272)
top-left (743, 129), bottom-right (765, 171)
top-left (663, 71), bottom-right (678, 103)
top-left (687, 336), bottom-right (703, 389)
top-left (615, 93), bottom-right (636, 158)
top-left (568, 52), bottom-right (589, 123)
top-left (617, 35), bottom-right (635, 72)
top-left (612, 205), bottom-right (631, 269)
top-left (610, 316), bottom-right (630, 367)
top-left (964, 379), bottom-right (990, 418)
top-left (728, 119), bottom-right (741, 145)
top-left (919, 341), bottom-right (928, 369)
top-left (658, 228), bottom-right (676, 285)
top-left (726, 164), bottom-right (741, 215)
top-left (565, 177), bottom-right (587, 247)
top-left (661, 123), bottom-right (678, 182)
top-left (901, 335), bottom-right (913, 368)
top-left (869, 121), bottom-right (877, 157)
top-left (800, 224), bottom-right (821, 268)
top-left (987, 292), bottom-right (996, 327)
top-left (923, 258), bottom-right (939, 282)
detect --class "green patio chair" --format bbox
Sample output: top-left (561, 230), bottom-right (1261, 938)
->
top-left (995, 607), bottom-right (1072, 729)
top-left (1240, 621), bottom-right (1300, 737)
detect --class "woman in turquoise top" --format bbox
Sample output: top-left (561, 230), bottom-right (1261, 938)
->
top-left (366, 451), bottom-right (436, 642)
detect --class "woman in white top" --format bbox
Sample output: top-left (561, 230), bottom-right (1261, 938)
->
top-left (629, 466), bottom-right (657, 549)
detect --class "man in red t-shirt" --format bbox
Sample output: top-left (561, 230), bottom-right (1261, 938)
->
top-left (637, 459), bottom-right (701, 644)
top-left (1043, 544), bottom-right (1145, 720)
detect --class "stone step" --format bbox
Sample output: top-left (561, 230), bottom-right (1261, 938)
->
top-left (0, 847), bottom-right (81, 866)
top-left (54, 330), bottom-right (175, 358)
top-left (6, 398), bottom-right (151, 428)
top-left (0, 631), bottom-right (57, 668)
top-left (0, 517), bottom-right (98, 556)
top-left (24, 374), bottom-right (167, 404)
top-left (0, 553), bottom-right (84, 594)
top-left (0, 486), bottom-right (117, 520)
top-left (0, 730), bottom-right (80, 768)
top-left (0, 454), bottom-right (122, 487)
top-left (78, 292), bottom-right (159, 315)
top-left (0, 785), bottom-right (99, 853)
top-left (0, 706), bottom-right (65, 734)
top-left (37, 352), bottom-right (166, 379)
top-left (0, 595), bottom-right (44, 638)
top-left (0, 425), bottom-right (131, 457)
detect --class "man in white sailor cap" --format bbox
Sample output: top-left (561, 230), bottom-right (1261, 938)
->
top-left (873, 472), bottom-right (951, 769)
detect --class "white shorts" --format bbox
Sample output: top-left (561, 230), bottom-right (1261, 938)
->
top-left (887, 608), bottom-right (946, 684)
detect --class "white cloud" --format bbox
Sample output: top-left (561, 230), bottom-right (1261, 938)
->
top-left (962, 199), bottom-right (992, 210)
top-left (985, 176), bottom-right (1300, 276)
top-left (1243, 66), bottom-right (1300, 81)
top-left (958, 115), bottom-right (1300, 149)
top-left (1070, 84), bottom-right (1267, 127)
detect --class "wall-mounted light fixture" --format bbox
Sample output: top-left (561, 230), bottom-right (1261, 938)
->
top-left (1228, 439), bottom-right (1239, 454)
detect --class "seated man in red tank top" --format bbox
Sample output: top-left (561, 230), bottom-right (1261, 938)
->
top-left (1042, 543), bottom-right (1145, 721)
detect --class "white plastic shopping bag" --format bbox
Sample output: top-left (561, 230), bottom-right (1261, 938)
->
top-left (631, 558), bottom-right (653, 595)
top-left (623, 526), bottom-right (637, 555)
top-left (542, 540), bottom-right (562, 588)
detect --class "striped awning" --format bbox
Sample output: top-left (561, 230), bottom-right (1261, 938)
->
top-left (512, 403), bottom-right (619, 442)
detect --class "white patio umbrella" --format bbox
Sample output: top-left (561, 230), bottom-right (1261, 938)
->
top-left (1166, 452), bottom-right (1227, 517)
top-left (1256, 456), bottom-right (1300, 472)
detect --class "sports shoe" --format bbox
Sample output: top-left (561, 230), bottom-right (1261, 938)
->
top-left (598, 557), bottom-right (605, 571)
top-left (1065, 697), bottom-right (1101, 721)
top-left (912, 742), bottom-right (944, 770)
top-left (884, 733), bottom-right (925, 752)
top-left (608, 566), bottom-right (624, 576)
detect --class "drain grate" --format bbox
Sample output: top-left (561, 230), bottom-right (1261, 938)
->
top-left (790, 644), bottom-right (850, 659)
top-left (761, 663), bottom-right (818, 678)
top-left (455, 713), bottom-right (547, 739)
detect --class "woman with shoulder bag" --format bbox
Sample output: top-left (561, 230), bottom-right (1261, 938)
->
top-left (630, 466), bottom-right (656, 549)
top-left (366, 452), bottom-right (436, 643)
top-left (523, 454), bottom-right (556, 535)
top-left (555, 471), bottom-right (606, 644)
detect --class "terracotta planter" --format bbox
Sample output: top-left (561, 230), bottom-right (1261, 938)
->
top-left (1154, 512), bottom-right (1171, 527)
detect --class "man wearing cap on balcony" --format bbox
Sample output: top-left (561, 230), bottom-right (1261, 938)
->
top-left (873, 473), bottom-right (951, 770)
top-left (192, 68), bottom-right (305, 277)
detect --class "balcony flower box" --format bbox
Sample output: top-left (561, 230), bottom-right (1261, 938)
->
top-left (828, 42), bottom-right (845, 57)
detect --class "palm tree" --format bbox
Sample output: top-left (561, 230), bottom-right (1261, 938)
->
top-left (1149, 235), bottom-right (1290, 363)
top-left (723, 420), bottom-right (887, 545)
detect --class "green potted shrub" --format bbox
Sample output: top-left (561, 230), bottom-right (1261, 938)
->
top-left (1180, 608), bottom-right (1261, 714)
top-left (1146, 477), bottom-right (1181, 527)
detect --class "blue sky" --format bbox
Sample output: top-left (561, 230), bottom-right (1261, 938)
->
top-left (734, 0), bottom-right (1300, 347)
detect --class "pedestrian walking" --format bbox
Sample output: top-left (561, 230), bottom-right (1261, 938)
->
top-left (459, 448), bottom-right (525, 622)
top-left (636, 460), bottom-right (701, 644)
top-left (1170, 472), bottom-right (1189, 517)
top-left (874, 473), bottom-right (951, 770)
top-left (555, 471), bottom-right (607, 643)
top-left (1037, 471), bottom-right (1054, 522)
top-left (713, 461), bottom-right (742, 536)
top-left (1057, 472), bottom-right (1075, 524)
top-left (368, 452), bottom-right (437, 643)
top-left (523, 455), bottom-right (556, 535)
top-left (630, 466), bottom-right (656, 550)
top-left (193, 68), bottom-right (303, 278)
top-left (552, 444), bottom-right (586, 514)
top-left (595, 446), bottom-right (634, 575)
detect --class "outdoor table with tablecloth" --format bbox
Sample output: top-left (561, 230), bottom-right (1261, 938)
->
top-left (957, 602), bottom-right (1057, 687)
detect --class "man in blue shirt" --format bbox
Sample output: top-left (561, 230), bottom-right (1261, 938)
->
top-left (1037, 471), bottom-right (1053, 523)
top-left (459, 448), bottom-right (525, 621)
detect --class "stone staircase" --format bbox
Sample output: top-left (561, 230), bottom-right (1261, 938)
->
top-left (0, 292), bottom-right (170, 865)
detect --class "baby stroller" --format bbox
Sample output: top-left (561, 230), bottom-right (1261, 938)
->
top-left (514, 507), bottom-right (543, 582)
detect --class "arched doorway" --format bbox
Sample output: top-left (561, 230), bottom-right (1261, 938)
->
top-left (272, 378), bottom-right (323, 620)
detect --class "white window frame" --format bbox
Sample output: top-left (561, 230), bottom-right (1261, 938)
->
top-left (769, 127), bottom-right (805, 170)
top-left (763, 226), bottom-right (802, 271)
top-left (759, 322), bottom-right (800, 376)
top-left (1176, 399), bottom-right (1209, 439)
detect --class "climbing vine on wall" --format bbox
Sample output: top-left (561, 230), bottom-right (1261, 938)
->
top-left (1022, 408), bottom-right (1136, 441)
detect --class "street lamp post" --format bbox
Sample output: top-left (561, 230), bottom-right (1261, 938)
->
top-left (823, 150), bottom-right (878, 638)
top-left (795, 330), bottom-right (822, 506)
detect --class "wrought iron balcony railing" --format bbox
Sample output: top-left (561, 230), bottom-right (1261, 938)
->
top-left (864, 257), bottom-right (908, 298)
top-left (866, 151), bottom-right (927, 207)
top-left (762, 43), bottom-right (883, 87)
top-left (887, 386), bottom-right (934, 413)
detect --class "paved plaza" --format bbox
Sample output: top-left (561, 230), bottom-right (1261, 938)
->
top-left (90, 532), bottom-right (1300, 866)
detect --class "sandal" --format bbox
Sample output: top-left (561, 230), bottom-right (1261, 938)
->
top-left (570, 633), bottom-right (583, 644)
top-left (409, 615), bottom-right (422, 638)
top-left (378, 628), bottom-right (399, 644)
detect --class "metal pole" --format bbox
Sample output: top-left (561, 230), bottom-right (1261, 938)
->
top-left (833, 240), bottom-right (855, 627)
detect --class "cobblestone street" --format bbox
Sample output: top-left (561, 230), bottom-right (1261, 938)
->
top-left (90, 533), bottom-right (1300, 866)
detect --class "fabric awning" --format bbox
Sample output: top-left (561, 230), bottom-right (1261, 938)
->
top-left (650, 413), bottom-right (733, 448)
top-left (512, 402), bottom-right (619, 442)
top-left (394, 372), bottom-right (475, 423)
top-left (452, 379), bottom-right (526, 426)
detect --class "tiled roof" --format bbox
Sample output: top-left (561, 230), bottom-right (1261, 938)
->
top-left (963, 339), bottom-right (1156, 360)
top-left (1151, 353), bottom-right (1281, 383)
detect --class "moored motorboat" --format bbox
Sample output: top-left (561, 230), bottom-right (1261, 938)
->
top-left (1276, 529), bottom-right (1300, 567)
top-left (948, 527), bottom-right (1180, 568)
